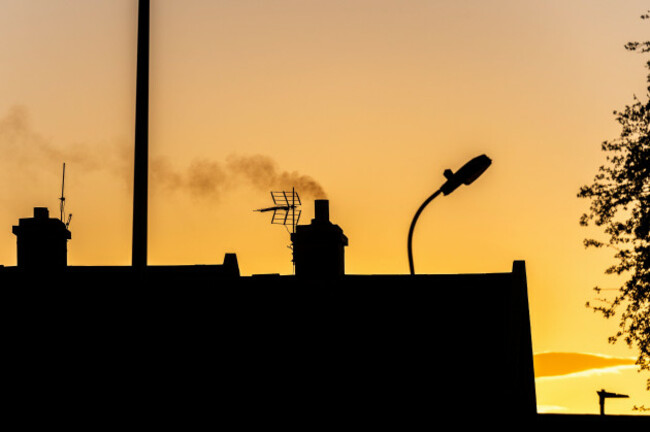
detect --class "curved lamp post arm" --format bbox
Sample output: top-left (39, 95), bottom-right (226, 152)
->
top-left (407, 188), bottom-right (442, 275)
top-left (406, 154), bottom-right (491, 275)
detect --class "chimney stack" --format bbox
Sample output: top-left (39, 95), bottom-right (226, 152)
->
top-left (290, 200), bottom-right (348, 278)
top-left (12, 207), bottom-right (71, 269)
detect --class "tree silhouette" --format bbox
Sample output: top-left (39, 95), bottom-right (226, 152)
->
top-left (578, 11), bottom-right (650, 390)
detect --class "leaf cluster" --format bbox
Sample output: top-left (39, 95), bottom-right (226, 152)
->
top-left (578, 11), bottom-right (650, 390)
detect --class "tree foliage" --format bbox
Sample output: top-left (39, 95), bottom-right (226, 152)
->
top-left (578, 12), bottom-right (650, 390)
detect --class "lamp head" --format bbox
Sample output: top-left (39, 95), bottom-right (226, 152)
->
top-left (440, 154), bottom-right (492, 196)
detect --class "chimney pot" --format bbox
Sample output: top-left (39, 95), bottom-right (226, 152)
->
top-left (314, 200), bottom-right (329, 223)
top-left (34, 207), bottom-right (49, 219)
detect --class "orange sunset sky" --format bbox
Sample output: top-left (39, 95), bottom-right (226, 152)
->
top-left (0, 0), bottom-right (649, 414)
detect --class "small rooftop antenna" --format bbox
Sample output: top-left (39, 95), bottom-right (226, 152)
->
top-left (59, 162), bottom-right (72, 229)
top-left (254, 187), bottom-right (301, 234)
top-left (254, 188), bottom-right (301, 273)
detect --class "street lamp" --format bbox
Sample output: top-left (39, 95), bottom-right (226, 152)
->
top-left (407, 154), bottom-right (492, 275)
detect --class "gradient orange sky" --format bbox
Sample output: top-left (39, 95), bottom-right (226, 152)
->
top-left (0, 0), bottom-right (648, 414)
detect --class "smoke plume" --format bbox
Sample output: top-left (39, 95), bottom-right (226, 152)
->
top-left (152, 154), bottom-right (327, 200)
top-left (0, 105), bottom-right (131, 180)
top-left (0, 105), bottom-right (327, 201)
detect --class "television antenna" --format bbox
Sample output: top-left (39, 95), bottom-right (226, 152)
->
top-left (254, 188), bottom-right (301, 234)
top-left (59, 162), bottom-right (72, 229)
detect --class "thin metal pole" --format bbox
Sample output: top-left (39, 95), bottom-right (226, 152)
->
top-left (292, 187), bottom-right (296, 274)
top-left (407, 189), bottom-right (442, 275)
top-left (132, 0), bottom-right (149, 269)
top-left (60, 162), bottom-right (66, 221)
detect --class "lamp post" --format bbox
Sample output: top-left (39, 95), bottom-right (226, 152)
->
top-left (407, 154), bottom-right (492, 275)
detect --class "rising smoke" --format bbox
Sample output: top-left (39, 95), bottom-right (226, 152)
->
top-left (152, 154), bottom-right (327, 200)
top-left (0, 105), bottom-right (130, 179)
top-left (0, 105), bottom-right (327, 201)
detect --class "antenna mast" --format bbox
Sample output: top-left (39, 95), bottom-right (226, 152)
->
top-left (254, 188), bottom-right (302, 233)
top-left (254, 188), bottom-right (302, 272)
top-left (59, 162), bottom-right (72, 229)
top-left (292, 187), bottom-right (296, 234)
top-left (60, 162), bottom-right (66, 222)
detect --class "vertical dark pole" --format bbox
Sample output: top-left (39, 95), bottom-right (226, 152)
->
top-left (132, 0), bottom-right (149, 269)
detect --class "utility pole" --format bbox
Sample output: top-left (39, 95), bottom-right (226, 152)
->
top-left (132, 0), bottom-right (149, 269)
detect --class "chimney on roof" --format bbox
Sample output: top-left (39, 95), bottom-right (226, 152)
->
top-left (290, 200), bottom-right (348, 278)
top-left (314, 199), bottom-right (329, 223)
top-left (12, 207), bottom-right (71, 269)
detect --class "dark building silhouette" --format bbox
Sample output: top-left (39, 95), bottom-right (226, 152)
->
top-left (12, 207), bottom-right (71, 269)
top-left (291, 199), bottom-right (348, 278)
top-left (1, 254), bottom-right (537, 424)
